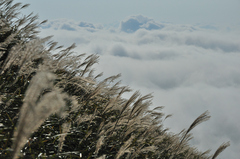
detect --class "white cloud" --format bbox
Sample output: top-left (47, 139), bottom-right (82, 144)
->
top-left (39, 16), bottom-right (240, 159)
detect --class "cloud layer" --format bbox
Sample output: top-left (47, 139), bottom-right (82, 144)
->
top-left (39, 15), bottom-right (240, 159)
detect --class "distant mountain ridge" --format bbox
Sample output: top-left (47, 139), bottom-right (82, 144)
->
top-left (40, 15), bottom-right (219, 33)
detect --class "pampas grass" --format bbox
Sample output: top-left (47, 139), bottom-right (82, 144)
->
top-left (12, 72), bottom-right (67, 159)
top-left (115, 135), bottom-right (135, 159)
top-left (58, 122), bottom-right (71, 152)
top-left (212, 142), bottom-right (230, 159)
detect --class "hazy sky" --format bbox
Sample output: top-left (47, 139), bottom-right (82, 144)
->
top-left (13, 0), bottom-right (240, 159)
top-left (17, 0), bottom-right (240, 26)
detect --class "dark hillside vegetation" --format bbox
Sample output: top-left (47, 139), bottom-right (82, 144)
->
top-left (0, 0), bottom-right (230, 158)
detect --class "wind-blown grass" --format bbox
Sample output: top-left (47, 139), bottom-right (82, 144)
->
top-left (12, 72), bottom-right (67, 159)
top-left (0, 0), bottom-right (230, 158)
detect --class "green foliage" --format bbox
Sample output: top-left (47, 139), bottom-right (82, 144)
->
top-left (0, 0), bottom-right (230, 159)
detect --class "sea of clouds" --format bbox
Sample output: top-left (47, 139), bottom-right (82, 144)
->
top-left (38, 15), bottom-right (240, 159)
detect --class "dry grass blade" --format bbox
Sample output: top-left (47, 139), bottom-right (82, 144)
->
top-left (81, 54), bottom-right (99, 77)
top-left (111, 91), bottom-right (140, 133)
top-left (129, 93), bottom-right (152, 118)
top-left (201, 149), bottom-right (211, 157)
top-left (94, 72), bottom-right (103, 80)
top-left (120, 91), bottom-right (140, 115)
top-left (12, 72), bottom-right (67, 159)
top-left (186, 111), bottom-right (211, 134)
top-left (20, 3), bottom-right (30, 9)
top-left (116, 86), bottom-right (132, 99)
top-left (164, 114), bottom-right (173, 121)
top-left (212, 142), bottom-right (230, 159)
top-left (101, 74), bottom-right (121, 84)
top-left (52, 43), bottom-right (76, 62)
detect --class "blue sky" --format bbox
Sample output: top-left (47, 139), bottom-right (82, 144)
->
top-left (13, 0), bottom-right (240, 158)
top-left (17, 0), bottom-right (240, 26)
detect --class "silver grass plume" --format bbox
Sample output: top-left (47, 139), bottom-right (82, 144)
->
top-left (12, 71), bottom-right (67, 159)
top-left (115, 135), bottom-right (135, 159)
top-left (1, 38), bottom-right (51, 74)
top-left (173, 111), bottom-right (211, 157)
top-left (58, 122), bottom-right (71, 152)
top-left (94, 136), bottom-right (105, 156)
top-left (212, 142), bottom-right (230, 159)
top-left (112, 91), bottom-right (140, 132)
top-left (185, 111), bottom-right (211, 135)
top-left (200, 149), bottom-right (211, 158)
